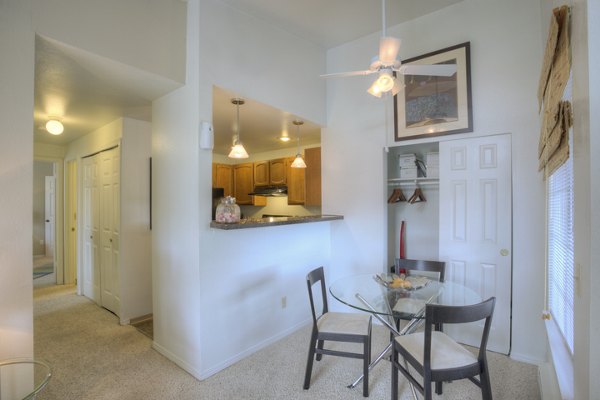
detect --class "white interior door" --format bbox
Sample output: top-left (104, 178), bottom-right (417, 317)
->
top-left (44, 175), bottom-right (55, 259)
top-left (439, 134), bottom-right (512, 354)
top-left (66, 160), bottom-right (77, 284)
top-left (99, 148), bottom-right (120, 315)
top-left (82, 155), bottom-right (101, 303)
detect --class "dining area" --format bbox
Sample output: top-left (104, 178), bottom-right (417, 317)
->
top-left (302, 260), bottom-right (506, 399)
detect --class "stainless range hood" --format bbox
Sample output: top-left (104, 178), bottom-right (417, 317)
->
top-left (248, 185), bottom-right (288, 197)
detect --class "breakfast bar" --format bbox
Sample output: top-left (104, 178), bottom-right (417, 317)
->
top-left (210, 214), bottom-right (343, 230)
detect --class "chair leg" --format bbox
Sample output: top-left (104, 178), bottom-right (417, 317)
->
top-left (303, 331), bottom-right (318, 390)
top-left (423, 374), bottom-right (433, 400)
top-left (363, 335), bottom-right (370, 397)
top-left (480, 362), bottom-right (493, 400)
top-left (391, 343), bottom-right (398, 400)
top-left (435, 381), bottom-right (443, 395)
top-left (316, 339), bottom-right (324, 361)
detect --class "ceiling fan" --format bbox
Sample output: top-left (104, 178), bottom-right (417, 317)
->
top-left (321, 0), bottom-right (457, 97)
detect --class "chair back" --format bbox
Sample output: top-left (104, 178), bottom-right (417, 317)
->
top-left (394, 258), bottom-right (446, 282)
top-left (306, 267), bottom-right (329, 325)
top-left (424, 297), bottom-right (496, 363)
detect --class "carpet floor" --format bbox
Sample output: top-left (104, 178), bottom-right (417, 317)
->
top-left (34, 285), bottom-right (541, 400)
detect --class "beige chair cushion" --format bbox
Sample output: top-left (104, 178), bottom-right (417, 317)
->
top-left (317, 312), bottom-right (370, 336)
top-left (395, 331), bottom-right (477, 370)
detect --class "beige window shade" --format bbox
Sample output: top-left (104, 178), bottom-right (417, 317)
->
top-left (538, 5), bottom-right (572, 178)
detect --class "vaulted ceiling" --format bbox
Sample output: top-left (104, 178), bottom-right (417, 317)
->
top-left (34, 0), bottom-right (464, 151)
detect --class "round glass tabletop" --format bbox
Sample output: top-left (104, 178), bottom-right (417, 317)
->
top-left (329, 273), bottom-right (481, 320)
top-left (0, 359), bottom-right (52, 400)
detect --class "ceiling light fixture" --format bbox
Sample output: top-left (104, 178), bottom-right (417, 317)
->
top-left (228, 98), bottom-right (249, 159)
top-left (279, 133), bottom-right (291, 142)
top-left (290, 120), bottom-right (307, 169)
top-left (45, 118), bottom-right (64, 135)
top-left (367, 70), bottom-right (401, 98)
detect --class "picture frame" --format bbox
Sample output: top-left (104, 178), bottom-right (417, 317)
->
top-left (394, 42), bottom-right (472, 141)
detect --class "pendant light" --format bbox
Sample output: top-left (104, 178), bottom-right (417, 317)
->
top-left (290, 120), bottom-right (307, 169)
top-left (228, 98), bottom-right (249, 159)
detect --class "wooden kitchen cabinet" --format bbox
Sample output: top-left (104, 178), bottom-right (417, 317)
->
top-left (233, 163), bottom-right (253, 205)
top-left (286, 157), bottom-right (305, 205)
top-left (304, 147), bottom-right (321, 206)
top-left (212, 163), bottom-right (233, 197)
top-left (253, 161), bottom-right (269, 186)
top-left (234, 163), bottom-right (267, 206)
top-left (269, 158), bottom-right (287, 185)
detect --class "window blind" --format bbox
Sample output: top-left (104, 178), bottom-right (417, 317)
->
top-left (547, 154), bottom-right (574, 353)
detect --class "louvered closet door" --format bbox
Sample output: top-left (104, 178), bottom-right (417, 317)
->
top-left (439, 134), bottom-right (512, 354)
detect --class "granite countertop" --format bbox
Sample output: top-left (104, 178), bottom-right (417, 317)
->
top-left (210, 214), bottom-right (343, 230)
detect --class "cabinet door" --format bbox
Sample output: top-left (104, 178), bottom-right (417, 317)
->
top-left (286, 157), bottom-right (305, 205)
top-left (304, 147), bottom-right (321, 206)
top-left (214, 164), bottom-right (233, 197)
top-left (269, 158), bottom-right (286, 185)
top-left (253, 161), bottom-right (269, 186)
top-left (234, 163), bottom-right (253, 205)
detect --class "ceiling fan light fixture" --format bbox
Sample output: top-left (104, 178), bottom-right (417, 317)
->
top-left (228, 98), bottom-right (249, 159)
top-left (368, 71), bottom-right (396, 97)
top-left (45, 118), bottom-right (64, 135)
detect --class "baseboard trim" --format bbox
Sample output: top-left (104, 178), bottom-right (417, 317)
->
top-left (510, 351), bottom-right (543, 366)
top-left (130, 314), bottom-right (153, 324)
top-left (151, 319), bottom-right (311, 381)
top-left (539, 361), bottom-right (561, 400)
top-left (197, 319), bottom-right (311, 380)
top-left (152, 341), bottom-right (204, 380)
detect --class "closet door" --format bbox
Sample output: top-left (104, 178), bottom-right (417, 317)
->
top-left (99, 147), bottom-right (121, 315)
top-left (439, 134), bottom-right (512, 354)
top-left (82, 155), bottom-right (101, 303)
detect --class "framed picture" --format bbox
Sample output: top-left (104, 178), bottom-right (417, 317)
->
top-left (394, 42), bottom-right (472, 141)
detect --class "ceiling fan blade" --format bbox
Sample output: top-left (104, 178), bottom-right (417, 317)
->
top-left (397, 64), bottom-right (457, 76)
top-left (379, 37), bottom-right (401, 64)
top-left (320, 70), bottom-right (376, 78)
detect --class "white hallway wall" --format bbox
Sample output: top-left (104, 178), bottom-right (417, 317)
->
top-left (324, 0), bottom-right (546, 363)
top-left (152, 0), bottom-right (328, 379)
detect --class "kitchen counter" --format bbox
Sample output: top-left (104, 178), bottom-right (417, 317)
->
top-left (210, 214), bottom-right (343, 230)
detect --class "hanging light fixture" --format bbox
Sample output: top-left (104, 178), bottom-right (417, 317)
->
top-left (290, 120), bottom-right (307, 169)
top-left (228, 98), bottom-right (249, 159)
top-left (45, 118), bottom-right (64, 135)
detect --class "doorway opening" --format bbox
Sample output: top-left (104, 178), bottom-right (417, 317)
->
top-left (33, 160), bottom-right (56, 286)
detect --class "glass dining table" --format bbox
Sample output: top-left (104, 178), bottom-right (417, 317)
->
top-left (329, 273), bottom-right (481, 390)
top-left (0, 359), bottom-right (52, 400)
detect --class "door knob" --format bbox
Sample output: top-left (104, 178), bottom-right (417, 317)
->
top-left (500, 249), bottom-right (509, 256)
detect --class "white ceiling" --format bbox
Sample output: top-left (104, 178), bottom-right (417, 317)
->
top-left (33, 0), bottom-right (463, 149)
top-left (218, 0), bottom-right (464, 49)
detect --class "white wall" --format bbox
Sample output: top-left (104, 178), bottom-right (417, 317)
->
top-left (32, 0), bottom-right (186, 83)
top-left (324, 0), bottom-right (546, 362)
top-left (152, 0), bottom-right (329, 379)
top-left (0, 0), bottom-right (34, 360)
top-left (119, 118), bottom-right (152, 323)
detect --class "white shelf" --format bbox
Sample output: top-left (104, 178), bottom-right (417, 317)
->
top-left (387, 177), bottom-right (439, 186)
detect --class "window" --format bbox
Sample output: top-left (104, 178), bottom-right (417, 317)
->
top-left (547, 151), bottom-right (574, 353)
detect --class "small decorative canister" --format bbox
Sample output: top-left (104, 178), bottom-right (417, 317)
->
top-left (215, 196), bottom-right (241, 223)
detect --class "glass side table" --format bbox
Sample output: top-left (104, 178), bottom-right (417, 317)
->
top-left (0, 359), bottom-right (51, 400)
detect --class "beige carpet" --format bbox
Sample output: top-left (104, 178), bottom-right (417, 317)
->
top-left (34, 285), bottom-right (541, 400)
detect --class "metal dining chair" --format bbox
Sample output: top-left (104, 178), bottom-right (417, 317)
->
top-left (303, 266), bottom-right (373, 397)
top-left (391, 297), bottom-right (496, 400)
